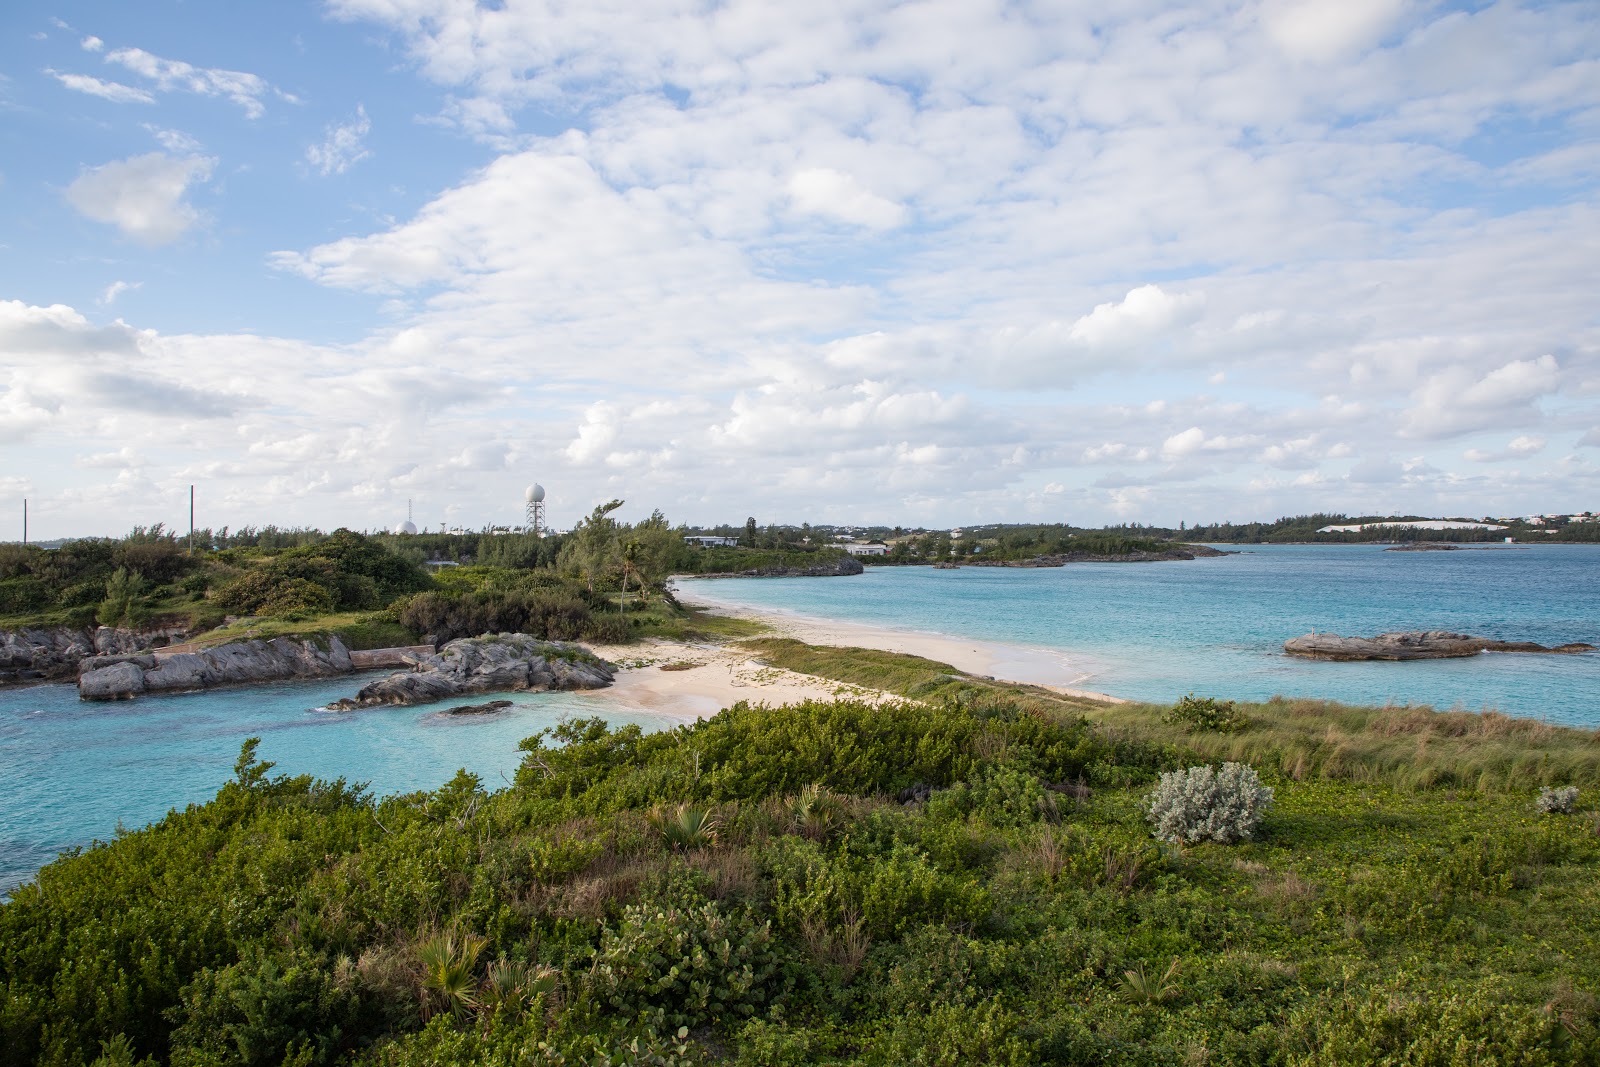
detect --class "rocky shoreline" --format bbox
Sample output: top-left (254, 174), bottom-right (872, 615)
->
top-left (1284, 630), bottom-right (1596, 661)
top-left (1, 626), bottom-right (182, 685)
top-left (79, 635), bottom-right (357, 700)
top-left (968, 544), bottom-right (1231, 567)
top-left (326, 634), bottom-right (613, 710)
top-left (685, 556), bottom-right (865, 579)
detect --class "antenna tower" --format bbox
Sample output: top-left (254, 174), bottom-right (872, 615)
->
top-left (524, 484), bottom-right (546, 535)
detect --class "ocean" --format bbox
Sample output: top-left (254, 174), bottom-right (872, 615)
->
top-left (679, 543), bottom-right (1600, 725)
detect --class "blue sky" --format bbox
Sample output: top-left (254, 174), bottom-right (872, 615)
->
top-left (2, 0), bottom-right (1597, 538)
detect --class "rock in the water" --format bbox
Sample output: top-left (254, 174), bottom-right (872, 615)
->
top-left (327, 633), bottom-right (614, 710)
top-left (445, 699), bottom-right (514, 716)
top-left (78, 660), bottom-right (148, 700)
top-left (78, 635), bottom-right (354, 700)
top-left (1284, 631), bottom-right (1596, 661)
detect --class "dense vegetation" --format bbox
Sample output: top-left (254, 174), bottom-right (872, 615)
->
top-left (0, 507), bottom-right (829, 646)
top-left (4, 640), bottom-right (1598, 1065)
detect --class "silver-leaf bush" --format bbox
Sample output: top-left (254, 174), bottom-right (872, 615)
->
top-left (1146, 762), bottom-right (1274, 845)
top-left (1535, 785), bottom-right (1579, 815)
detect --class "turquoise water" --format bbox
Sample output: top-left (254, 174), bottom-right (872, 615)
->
top-left (680, 544), bottom-right (1600, 726)
top-left (0, 678), bottom-right (673, 895)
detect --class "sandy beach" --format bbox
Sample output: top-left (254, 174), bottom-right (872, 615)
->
top-left (570, 584), bottom-right (1130, 722)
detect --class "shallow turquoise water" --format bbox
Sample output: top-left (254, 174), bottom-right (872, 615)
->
top-left (0, 678), bottom-right (672, 895)
top-left (680, 544), bottom-right (1600, 725)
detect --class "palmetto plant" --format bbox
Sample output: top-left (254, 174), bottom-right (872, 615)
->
top-left (417, 930), bottom-right (487, 1021)
top-left (1121, 958), bottom-right (1181, 1004)
top-left (477, 959), bottom-right (560, 1018)
top-left (648, 802), bottom-right (721, 851)
top-left (787, 783), bottom-right (846, 841)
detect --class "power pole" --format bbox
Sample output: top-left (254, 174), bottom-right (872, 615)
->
top-left (189, 485), bottom-right (196, 556)
top-left (22, 498), bottom-right (26, 545)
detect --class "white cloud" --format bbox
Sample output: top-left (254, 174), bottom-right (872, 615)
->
top-left (65, 153), bottom-right (215, 245)
top-left (98, 280), bottom-right (140, 305)
top-left (48, 70), bottom-right (154, 104)
top-left (1403, 355), bottom-right (1562, 439)
top-left (1262, 0), bottom-right (1409, 63)
top-left (81, 36), bottom-right (103, 52)
top-left (105, 47), bottom-right (273, 117)
top-left (146, 126), bottom-right (202, 153)
top-left (788, 168), bottom-right (906, 230)
top-left (1464, 435), bottom-right (1547, 462)
top-left (306, 105), bottom-right (372, 176)
top-left (1067, 286), bottom-right (1204, 350)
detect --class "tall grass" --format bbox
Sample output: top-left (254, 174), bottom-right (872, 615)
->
top-left (736, 637), bottom-right (1108, 713)
top-left (1090, 697), bottom-right (1600, 790)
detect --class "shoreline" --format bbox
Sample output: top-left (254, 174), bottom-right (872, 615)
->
top-left (669, 580), bottom-right (1132, 706)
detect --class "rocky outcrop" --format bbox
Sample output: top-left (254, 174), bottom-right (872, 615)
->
top-left (1, 626), bottom-right (171, 685)
top-left (78, 635), bottom-right (355, 700)
top-left (327, 633), bottom-right (614, 710)
top-left (443, 699), bottom-right (514, 716)
top-left (969, 544), bottom-right (1231, 567)
top-left (1284, 631), bottom-right (1596, 661)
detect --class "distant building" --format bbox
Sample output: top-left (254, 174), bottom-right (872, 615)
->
top-left (1317, 520), bottom-right (1507, 533)
top-left (684, 535), bottom-right (740, 547)
top-left (839, 543), bottom-right (888, 556)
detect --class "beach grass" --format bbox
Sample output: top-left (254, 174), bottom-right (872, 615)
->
top-left (1088, 696), bottom-right (1600, 791)
top-left (738, 636), bottom-right (1114, 714)
top-left (630, 602), bottom-right (772, 643)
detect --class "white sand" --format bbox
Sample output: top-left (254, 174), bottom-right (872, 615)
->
top-left (573, 636), bottom-right (895, 723)
top-left (569, 583), bottom-right (1130, 723)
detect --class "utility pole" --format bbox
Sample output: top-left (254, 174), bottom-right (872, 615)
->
top-left (22, 498), bottom-right (26, 545)
top-left (189, 485), bottom-right (196, 556)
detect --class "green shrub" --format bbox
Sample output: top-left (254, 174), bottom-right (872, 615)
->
top-left (1165, 693), bottom-right (1249, 732)
top-left (585, 900), bottom-right (781, 1029)
top-left (927, 767), bottom-right (1057, 828)
top-left (0, 577), bottom-right (50, 615)
top-left (1146, 762), bottom-right (1274, 845)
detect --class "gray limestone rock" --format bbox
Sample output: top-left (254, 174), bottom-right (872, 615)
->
top-left (79, 661), bottom-right (148, 700)
top-left (326, 633), bottom-right (614, 710)
top-left (1284, 630), bottom-right (1595, 661)
top-left (77, 635), bottom-right (355, 700)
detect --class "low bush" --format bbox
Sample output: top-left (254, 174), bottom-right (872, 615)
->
top-left (1537, 785), bottom-right (1579, 815)
top-left (1146, 762), bottom-right (1274, 845)
top-left (1164, 693), bottom-right (1249, 732)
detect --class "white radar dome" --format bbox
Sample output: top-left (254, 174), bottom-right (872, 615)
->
top-left (394, 520), bottom-right (418, 535)
top-left (525, 483), bottom-right (545, 503)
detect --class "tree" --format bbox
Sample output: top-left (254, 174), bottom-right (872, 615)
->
top-left (560, 500), bottom-right (626, 592)
top-left (744, 516), bottom-right (758, 546)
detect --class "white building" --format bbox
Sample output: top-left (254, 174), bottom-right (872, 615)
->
top-left (684, 535), bottom-right (740, 547)
top-left (839, 542), bottom-right (888, 556)
top-left (1317, 520), bottom-right (1507, 533)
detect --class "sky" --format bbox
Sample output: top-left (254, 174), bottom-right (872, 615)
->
top-left (1, 0), bottom-right (1597, 538)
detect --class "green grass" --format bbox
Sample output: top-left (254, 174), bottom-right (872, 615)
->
top-left (629, 602), bottom-right (772, 642)
top-left (1088, 695), bottom-right (1600, 791)
top-left (737, 637), bottom-right (1112, 713)
top-left (181, 612), bottom-right (419, 651)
